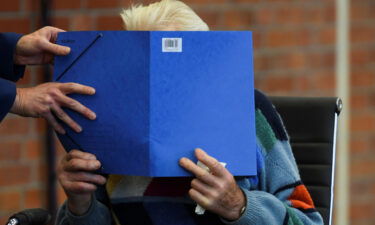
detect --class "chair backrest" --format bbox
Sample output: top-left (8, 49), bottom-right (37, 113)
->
top-left (269, 96), bottom-right (342, 225)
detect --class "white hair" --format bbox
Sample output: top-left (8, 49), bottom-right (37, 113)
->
top-left (120, 0), bottom-right (209, 31)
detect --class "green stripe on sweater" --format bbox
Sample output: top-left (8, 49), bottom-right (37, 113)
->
top-left (285, 204), bottom-right (304, 225)
top-left (255, 109), bottom-right (277, 152)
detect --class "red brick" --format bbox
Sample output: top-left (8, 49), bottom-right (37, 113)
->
top-left (274, 6), bottom-right (304, 25)
top-left (25, 188), bottom-right (45, 208)
top-left (0, 18), bottom-right (31, 33)
top-left (317, 27), bottom-right (335, 45)
top-left (25, 139), bottom-right (43, 160)
top-left (71, 14), bottom-right (95, 30)
top-left (264, 29), bottom-right (310, 47)
top-left (253, 7), bottom-right (274, 25)
top-left (262, 75), bottom-right (294, 92)
top-left (351, 113), bottom-right (375, 132)
top-left (223, 10), bottom-right (253, 29)
top-left (51, 0), bottom-right (81, 10)
top-left (36, 163), bottom-right (48, 183)
top-left (0, 191), bottom-right (21, 211)
top-left (305, 4), bottom-right (336, 24)
top-left (36, 118), bottom-right (47, 133)
top-left (351, 202), bottom-right (375, 220)
top-left (351, 24), bottom-right (375, 44)
top-left (87, 0), bottom-right (120, 8)
top-left (17, 69), bottom-right (33, 86)
top-left (0, 1), bottom-right (20, 11)
top-left (33, 66), bottom-right (49, 84)
top-left (294, 76), bottom-right (311, 92)
top-left (351, 1), bottom-right (375, 21)
top-left (351, 71), bottom-right (375, 87)
top-left (254, 55), bottom-right (271, 71)
top-left (351, 94), bottom-right (369, 110)
top-left (308, 52), bottom-right (335, 68)
top-left (0, 141), bottom-right (22, 161)
top-left (351, 160), bottom-right (375, 177)
top-left (0, 165), bottom-right (31, 186)
top-left (196, 11), bottom-right (221, 29)
top-left (0, 217), bottom-right (8, 225)
top-left (0, 117), bottom-right (30, 136)
top-left (24, 0), bottom-right (41, 12)
top-left (96, 15), bottom-right (124, 30)
top-left (351, 48), bottom-right (375, 66)
top-left (351, 180), bottom-right (375, 198)
top-left (274, 52), bottom-right (307, 69)
top-left (350, 138), bottom-right (367, 153)
top-left (310, 71), bottom-right (335, 90)
top-left (52, 17), bottom-right (71, 31)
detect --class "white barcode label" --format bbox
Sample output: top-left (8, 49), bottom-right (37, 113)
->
top-left (162, 38), bottom-right (182, 52)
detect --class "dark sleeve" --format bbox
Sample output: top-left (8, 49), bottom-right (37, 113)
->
top-left (0, 32), bottom-right (27, 122)
top-left (0, 78), bottom-right (16, 122)
top-left (0, 32), bottom-right (26, 81)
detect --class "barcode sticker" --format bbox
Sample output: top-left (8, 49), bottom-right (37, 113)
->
top-left (162, 38), bottom-right (182, 52)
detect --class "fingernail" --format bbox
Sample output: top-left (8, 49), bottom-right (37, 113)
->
top-left (65, 47), bottom-right (71, 54)
top-left (76, 125), bottom-right (82, 133)
top-left (195, 148), bottom-right (203, 153)
top-left (179, 157), bottom-right (187, 165)
top-left (90, 112), bottom-right (96, 120)
top-left (90, 88), bottom-right (96, 95)
top-left (91, 161), bottom-right (99, 169)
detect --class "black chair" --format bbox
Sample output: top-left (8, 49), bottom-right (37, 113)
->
top-left (270, 96), bottom-right (342, 225)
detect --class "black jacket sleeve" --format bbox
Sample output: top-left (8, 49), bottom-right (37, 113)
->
top-left (0, 32), bottom-right (26, 122)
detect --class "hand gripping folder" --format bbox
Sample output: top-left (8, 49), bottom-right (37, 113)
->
top-left (53, 31), bottom-right (256, 177)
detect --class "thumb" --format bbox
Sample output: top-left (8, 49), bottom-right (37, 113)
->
top-left (42, 41), bottom-right (71, 56)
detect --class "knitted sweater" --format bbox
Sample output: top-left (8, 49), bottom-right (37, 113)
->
top-left (56, 90), bottom-right (323, 225)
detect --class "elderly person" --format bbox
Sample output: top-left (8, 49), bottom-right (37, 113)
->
top-left (56, 1), bottom-right (323, 224)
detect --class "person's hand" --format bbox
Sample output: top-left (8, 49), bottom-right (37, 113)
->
top-left (14, 26), bottom-right (70, 65)
top-left (179, 148), bottom-right (246, 221)
top-left (58, 150), bottom-right (106, 216)
top-left (10, 82), bottom-right (97, 134)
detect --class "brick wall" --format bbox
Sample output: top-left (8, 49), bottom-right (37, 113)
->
top-left (0, 0), bottom-right (374, 224)
top-left (350, 0), bottom-right (375, 224)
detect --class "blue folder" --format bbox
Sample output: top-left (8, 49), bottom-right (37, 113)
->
top-left (53, 31), bottom-right (256, 177)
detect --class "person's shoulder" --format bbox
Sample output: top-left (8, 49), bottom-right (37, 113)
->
top-left (254, 89), bottom-right (288, 143)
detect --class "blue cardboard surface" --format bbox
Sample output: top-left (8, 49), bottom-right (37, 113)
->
top-left (53, 31), bottom-right (256, 177)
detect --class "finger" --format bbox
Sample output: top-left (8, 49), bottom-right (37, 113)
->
top-left (51, 104), bottom-right (82, 133)
top-left (195, 148), bottom-right (227, 177)
top-left (59, 83), bottom-right (96, 95)
top-left (189, 188), bottom-right (211, 209)
top-left (64, 180), bottom-right (98, 194)
top-left (68, 171), bottom-right (107, 185)
top-left (191, 178), bottom-right (215, 197)
top-left (42, 41), bottom-right (70, 56)
top-left (44, 26), bottom-right (66, 33)
top-left (64, 158), bottom-right (101, 172)
top-left (68, 150), bottom-right (97, 161)
top-left (43, 112), bottom-right (65, 134)
top-left (57, 94), bottom-right (96, 120)
top-left (179, 157), bottom-right (217, 186)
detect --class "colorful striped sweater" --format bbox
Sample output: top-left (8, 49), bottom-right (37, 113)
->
top-left (56, 90), bottom-right (323, 225)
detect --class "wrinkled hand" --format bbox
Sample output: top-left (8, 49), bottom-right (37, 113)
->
top-left (179, 148), bottom-right (246, 221)
top-left (58, 150), bottom-right (106, 215)
top-left (10, 82), bottom-right (96, 134)
top-left (14, 26), bottom-right (70, 65)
